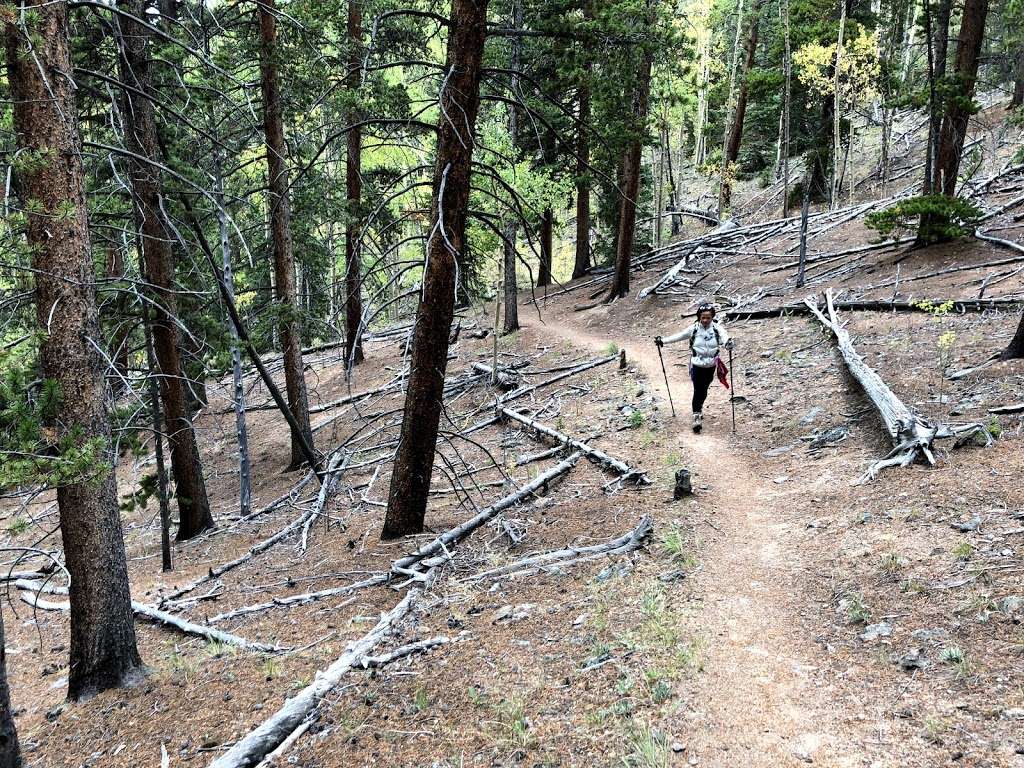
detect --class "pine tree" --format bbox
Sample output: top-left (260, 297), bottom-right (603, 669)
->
top-left (5, 0), bottom-right (143, 699)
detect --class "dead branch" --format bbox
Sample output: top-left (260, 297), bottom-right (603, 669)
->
top-left (497, 406), bottom-right (649, 483)
top-left (207, 585), bottom-right (430, 768)
top-left (15, 579), bottom-right (282, 652)
top-left (465, 515), bottom-right (652, 581)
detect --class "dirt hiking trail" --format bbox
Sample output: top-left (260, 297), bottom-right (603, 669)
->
top-left (540, 305), bottom-right (863, 767)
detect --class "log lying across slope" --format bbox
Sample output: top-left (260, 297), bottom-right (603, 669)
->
top-left (726, 296), bottom-right (1024, 321)
top-left (806, 290), bottom-right (990, 481)
top-left (497, 406), bottom-right (650, 484)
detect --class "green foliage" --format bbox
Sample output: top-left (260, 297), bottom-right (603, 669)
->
top-left (864, 195), bottom-right (983, 245)
top-left (0, 363), bottom-right (111, 491)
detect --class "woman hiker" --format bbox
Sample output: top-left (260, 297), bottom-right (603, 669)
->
top-left (654, 303), bottom-right (733, 433)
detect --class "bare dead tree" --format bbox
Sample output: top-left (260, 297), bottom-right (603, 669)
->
top-left (382, 0), bottom-right (490, 539)
top-left (5, 0), bottom-right (143, 699)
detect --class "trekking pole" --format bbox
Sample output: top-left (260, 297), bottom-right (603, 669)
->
top-left (728, 346), bottom-right (737, 433)
top-left (656, 343), bottom-right (676, 418)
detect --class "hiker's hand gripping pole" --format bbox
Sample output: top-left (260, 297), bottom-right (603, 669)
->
top-left (654, 337), bottom-right (676, 418)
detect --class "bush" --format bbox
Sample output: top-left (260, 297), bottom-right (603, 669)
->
top-left (865, 194), bottom-right (982, 245)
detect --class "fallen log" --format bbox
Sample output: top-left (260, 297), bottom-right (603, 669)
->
top-left (726, 297), bottom-right (1024, 321)
top-left (497, 406), bottom-right (649, 484)
top-left (464, 515), bottom-right (653, 582)
top-left (806, 289), bottom-right (990, 482)
top-left (989, 403), bottom-right (1024, 414)
top-left (15, 580), bottom-right (282, 652)
top-left (208, 586), bottom-right (428, 768)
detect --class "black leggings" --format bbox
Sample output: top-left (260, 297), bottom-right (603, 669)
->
top-left (691, 364), bottom-right (715, 413)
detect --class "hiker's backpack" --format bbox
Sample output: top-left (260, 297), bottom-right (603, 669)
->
top-left (689, 322), bottom-right (722, 353)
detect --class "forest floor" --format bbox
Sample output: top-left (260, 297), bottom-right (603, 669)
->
top-left (3, 107), bottom-right (1024, 768)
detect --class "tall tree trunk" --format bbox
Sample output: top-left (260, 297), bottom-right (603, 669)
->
top-left (718, 0), bottom-right (746, 217)
top-left (781, 0), bottom-right (792, 215)
top-left (923, 0), bottom-right (953, 193)
top-left (606, 45), bottom-right (654, 301)
top-left (720, 0), bottom-right (762, 212)
top-left (118, 0), bottom-right (213, 540)
top-left (142, 299), bottom-right (173, 572)
top-left (537, 207), bottom-right (553, 288)
top-left (693, 8), bottom-right (712, 165)
top-left (0, 607), bottom-right (18, 768)
top-left (345, 0), bottom-right (365, 366)
top-left (573, 63), bottom-right (592, 278)
top-left (829, 0), bottom-right (847, 207)
top-left (381, 0), bottom-right (489, 539)
top-left (1009, 46), bottom-right (1023, 108)
top-left (919, 0), bottom-right (989, 241)
top-left (1001, 311), bottom-right (1024, 359)
top-left (5, 0), bottom-right (143, 699)
top-left (257, 0), bottom-right (316, 470)
top-left (502, 0), bottom-right (522, 329)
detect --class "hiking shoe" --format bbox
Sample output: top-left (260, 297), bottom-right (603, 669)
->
top-left (692, 412), bottom-right (703, 433)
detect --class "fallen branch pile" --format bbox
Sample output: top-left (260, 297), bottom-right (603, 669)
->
top-left (465, 515), bottom-right (653, 582)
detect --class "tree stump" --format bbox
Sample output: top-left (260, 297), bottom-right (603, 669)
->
top-left (674, 470), bottom-right (693, 499)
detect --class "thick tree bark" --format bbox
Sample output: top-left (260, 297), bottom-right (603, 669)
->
top-left (0, 608), bottom-right (18, 768)
top-left (257, 0), bottom-right (316, 470)
top-left (345, 0), bottom-right (365, 366)
top-left (573, 69), bottom-right (592, 279)
top-left (720, 0), bottom-right (762, 212)
top-left (1014, 64), bottom-right (1024, 108)
top-left (606, 46), bottom-right (654, 301)
top-left (502, 0), bottom-right (521, 331)
top-left (923, 0), bottom-right (953, 193)
top-left (537, 207), bottom-right (553, 287)
top-left (6, 0), bottom-right (143, 699)
top-left (381, 0), bottom-right (489, 539)
top-left (1002, 312), bottom-right (1024, 359)
top-left (118, 0), bottom-right (213, 540)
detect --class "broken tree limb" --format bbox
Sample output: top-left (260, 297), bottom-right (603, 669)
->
top-left (390, 452), bottom-right (584, 574)
top-left (15, 580), bottom-right (282, 652)
top-left (806, 289), bottom-right (990, 482)
top-left (498, 407), bottom-right (650, 484)
top-left (465, 515), bottom-right (653, 582)
top-left (356, 635), bottom-right (454, 668)
top-left (207, 586), bottom-right (428, 768)
top-left (213, 454), bottom-right (585, 623)
top-left (207, 584), bottom-right (375, 625)
top-left (162, 451), bottom-right (347, 606)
